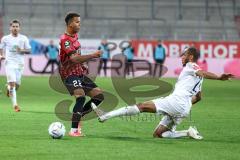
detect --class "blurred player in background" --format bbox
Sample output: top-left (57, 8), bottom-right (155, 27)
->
top-left (92, 47), bottom-right (234, 139)
top-left (98, 39), bottom-right (109, 76)
top-left (42, 40), bottom-right (59, 74)
top-left (59, 12), bottom-right (104, 137)
top-left (153, 40), bottom-right (166, 77)
top-left (0, 20), bottom-right (31, 112)
top-left (97, 39), bottom-right (116, 76)
top-left (120, 40), bottom-right (135, 77)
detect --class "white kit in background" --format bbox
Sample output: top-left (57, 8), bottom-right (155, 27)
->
top-left (0, 34), bottom-right (31, 84)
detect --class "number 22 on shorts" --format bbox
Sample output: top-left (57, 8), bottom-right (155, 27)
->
top-left (73, 80), bottom-right (82, 87)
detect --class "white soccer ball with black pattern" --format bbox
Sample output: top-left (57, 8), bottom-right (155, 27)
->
top-left (48, 122), bottom-right (66, 139)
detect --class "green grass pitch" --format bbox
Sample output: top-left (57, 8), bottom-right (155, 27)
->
top-left (0, 76), bottom-right (240, 160)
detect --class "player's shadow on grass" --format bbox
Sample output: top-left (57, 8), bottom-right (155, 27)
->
top-left (104, 136), bottom-right (141, 142)
top-left (104, 136), bottom-right (187, 144)
top-left (104, 136), bottom-right (188, 142)
top-left (88, 134), bottom-right (147, 142)
top-left (86, 134), bottom-right (240, 144)
top-left (86, 134), bottom-right (181, 144)
top-left (22, 110), bottom-right (56, 115)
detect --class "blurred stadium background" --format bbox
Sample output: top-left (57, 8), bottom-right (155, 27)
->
top-left (1, 0), bottom-right (240, 77)
top-left (1, 0), bottom-right (240, 40)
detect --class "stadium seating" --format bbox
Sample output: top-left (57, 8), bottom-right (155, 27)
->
top-left (0, 0), bottom-right (239, 40)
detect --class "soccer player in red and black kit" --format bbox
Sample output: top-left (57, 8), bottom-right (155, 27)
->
top-left (59, 12), bottom-right (104, 137)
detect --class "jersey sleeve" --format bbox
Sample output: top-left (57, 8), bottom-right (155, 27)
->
top-left (61, 39), bottom-right (77, 55)
top-left (186, 62), bottom-right (202, 76)
top-left (0, 36), bottom-right (6, 49)
top-left (24, 36), bottom-right (31, 50)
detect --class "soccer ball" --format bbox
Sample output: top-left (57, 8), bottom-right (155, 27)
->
top-left (48, 122), bottom-right (66, 139)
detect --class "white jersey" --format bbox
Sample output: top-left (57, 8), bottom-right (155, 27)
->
top-left (0, 34), bottom-right (31, 69)
top-left (169, 62), bottom-right (203, 112)
top-left (153, 62), bottom-right (203, 119)
top-left (172, 62), bottom-right (203, 97)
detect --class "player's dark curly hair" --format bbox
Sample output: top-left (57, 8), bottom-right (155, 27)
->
top-left (65, 12), bottom-right (80, 25)
top-left (186, 47), bottom-right (200, 62)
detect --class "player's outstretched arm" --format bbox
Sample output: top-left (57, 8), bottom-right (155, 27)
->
top-left (70, 50), bottom-right (102, 63)
top-left (17, 47), bottom-right (31, 54)
top-left (192, 92), bottom-right (201, 105)
top-left (0, 49), bottom-right (5, 60)
top-left (196, 70), bottom-right (234, 80)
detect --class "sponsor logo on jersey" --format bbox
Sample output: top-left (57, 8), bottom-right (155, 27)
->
top-left (64, 41), bottom-right (70, 49)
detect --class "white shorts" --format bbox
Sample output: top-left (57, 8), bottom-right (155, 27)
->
top-left (152, 95), bottom-right (191, 130)
top-left (152, 95), bottom-right (191, 117)
top-left (159, 115), bottom-right (183, 130)
top-left (5, 67), bottom-right (23, 85)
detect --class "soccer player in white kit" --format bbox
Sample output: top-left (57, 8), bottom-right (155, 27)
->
top-left (91, 47), bottom-right (234, 140)
top-left (0, 20), bottom-right (31, 112)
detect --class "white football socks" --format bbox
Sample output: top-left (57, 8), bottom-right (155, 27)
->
top-left (9, 86), bottom-right (17, 107)
top-left (103, 105), bottom-right (140, 120)
top-left (161, 130), bottom-right (188, 138)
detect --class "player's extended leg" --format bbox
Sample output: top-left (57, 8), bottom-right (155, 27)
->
top-left (6, 78), bottom-right (20, 96)
top-left (6, 67), bottom-right (21, 112)
top-left (154, 125), bottom-right (189, 138)
top-left (153, 115), bottom-right (188, 138)
top-left (83, 87), bottom-right (104, 116)
top-left (92, 100), bottom-right (157, 122)
top-left (69, 88), bottom-right (86, 137)
top-left (64, 75), bottom-right (88, 137)
top-left (80, 75), bottom-right (104, 116)
top-left (8, 82), bottom-right (20, 112)
top-left (153, 115), bottom-right (203, 139)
